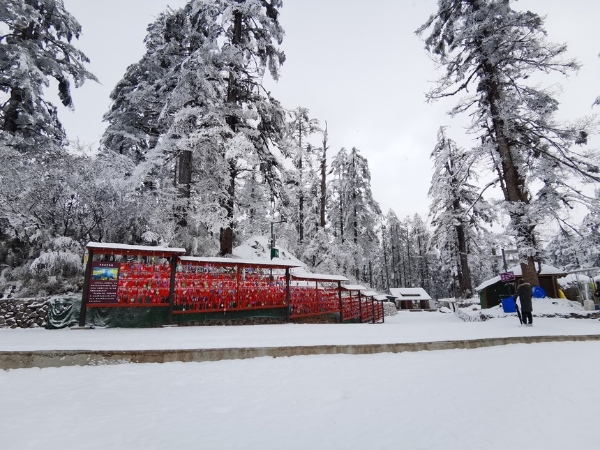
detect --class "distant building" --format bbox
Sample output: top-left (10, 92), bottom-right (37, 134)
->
top-left (475, 264), bottom-right (566, 309)
top-left (389, 287), bottom-right (433, 310)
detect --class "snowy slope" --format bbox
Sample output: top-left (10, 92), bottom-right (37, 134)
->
top-left (233, 235), bottom-right (307, 269)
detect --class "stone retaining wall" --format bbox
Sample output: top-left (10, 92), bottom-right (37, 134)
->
top-left (2, 334), bottom-right (600, 370)
top-left (0, 298), bottom-right (50, 329)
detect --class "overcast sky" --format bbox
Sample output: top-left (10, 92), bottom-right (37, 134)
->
top-left (57, 0), bottom-right (600, 224)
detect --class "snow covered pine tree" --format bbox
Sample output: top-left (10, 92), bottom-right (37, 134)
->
top-left (329, 147), bottom-right (381, 281)
top-left (0, 0), bottom-right (97, 152)
top-left (102, 0), bottom-right (288, 255)
top-left (418, 0), bottom-right (599, 286)
top-left (429, 127), bottom-right (493, 298)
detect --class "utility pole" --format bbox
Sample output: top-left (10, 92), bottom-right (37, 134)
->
top-left (382, 225), bottom-right (390, 291)
top-left (270, 219), bottom-right (287, 260)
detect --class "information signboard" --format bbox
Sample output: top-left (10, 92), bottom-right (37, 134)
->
top-left (500, 271), bottom-right (515, 282)
top-left (88, 262), bottom-right (120, 303)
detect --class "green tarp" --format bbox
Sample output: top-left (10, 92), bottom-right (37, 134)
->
top-left (46, 295), bottom-right (286, 328)
top-left (46, 296), bottom-right (167, 328)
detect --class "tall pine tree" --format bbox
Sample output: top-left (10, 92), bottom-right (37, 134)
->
top-left (0, 0), bottom-right (97, 151)
top-left (429, 127), bottom-right (493, 298)
top-left (418, 0), bottom-right (599, 286)
top-left (101, 0), bottom-right (288, 255)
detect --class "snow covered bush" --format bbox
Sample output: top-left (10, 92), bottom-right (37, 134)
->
top-left (7, 237), bottom-right (84, 298)
top-left (383, 302), bottom-right (397, 317)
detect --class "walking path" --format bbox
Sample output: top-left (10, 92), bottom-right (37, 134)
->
top-left (2, 312), bottom-right (599, 369)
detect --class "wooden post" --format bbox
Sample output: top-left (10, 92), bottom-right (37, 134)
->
top-left (236, 265), bottom-right (240, 308)
top-left (371, 299), bottom-right (375, 323)
top-left (358, 291), bottom-right (362, 323)
top-left (285, 268), bottom-right (291, 322)
top-left (338, 281), bottom-right (343, 323)
top-left (176, 150), bottom-right (192, 227)
top-left (315, 281), bottom-right (318, 315)
top-left (78, 248), bottom-right (94, 327)
top-left (168, 255), bottom-right (178, 325)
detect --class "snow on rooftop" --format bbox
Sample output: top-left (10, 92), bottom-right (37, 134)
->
top-left (362, 290), bottom-right (379, 297)
top-left (341, 284), bottom-right (368, 291)
top-left (558, 273), bottom-right (594, 287)
top-left (389, 288), bottom-right (432, 300)
top-left (233, 235), bottom-right (306, 269)
top-left (86, 242), bottom-right (186, 254)
top-left (179, 256), bottom-right (300, 268)
top-left (290, 268), bottom-right (348, 282)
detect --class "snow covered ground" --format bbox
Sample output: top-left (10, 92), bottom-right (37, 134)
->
top-left (2, 306), bottom-right (600, 449)
top-left (1, 302), bottom-right (598, 352)
top-left (2, 340), bottom-right (599, 450)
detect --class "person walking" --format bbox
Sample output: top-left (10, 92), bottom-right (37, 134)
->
top-left (516, 279), bottom-right (533, 326)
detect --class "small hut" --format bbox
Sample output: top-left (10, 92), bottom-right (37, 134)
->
top-left (389, 287), bottom-right (433, 310)
top-left (475, 264), bottom-right (566, 309)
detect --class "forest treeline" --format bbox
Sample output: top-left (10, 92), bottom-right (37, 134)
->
top-left (0, 0), bottom-right (598, 299)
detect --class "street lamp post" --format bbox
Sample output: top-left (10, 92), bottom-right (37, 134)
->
top-left (269, 219), bottom-right (286, 283)
top-left (270, 219), bottom-right (287, 260)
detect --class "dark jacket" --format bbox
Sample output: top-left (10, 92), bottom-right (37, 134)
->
top-left (516, 282), bottom-right (533, 312)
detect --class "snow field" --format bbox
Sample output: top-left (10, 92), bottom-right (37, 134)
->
top-left (1, 308), bottom-right (599, 352)
top-left (1, 341), bottom-right (599, 450)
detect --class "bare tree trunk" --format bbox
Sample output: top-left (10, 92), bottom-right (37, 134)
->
top-left (176, 150), bottom-right (192, 228)
top-left (320, 122), bottom-right (328, 228)
top-left (483, 62), bottom-right (539, 286)
top-left (297, 121), bottom-right (304, 243)
top-left (455, 220), bottom-right (472, 298)
top-left (220, 10), bottom-right (243, 255)
top-left (220, 161), bottom-right (237, 256)
top-left (3, 88), bottom-right (23, 134)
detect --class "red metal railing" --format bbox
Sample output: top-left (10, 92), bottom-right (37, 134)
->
top-left (174, 263), bottom-right (287, 314)
top-left (82, 243), bottom-right (387, 325)
top-left (341, 291), bottom-right (360, 321)
top-left (290, 283), bottom-right (340, 319)
top-left (373, 300), bottom-right (384, 323)
top-left (361, 297), bottom-right (374, 323)
top-left (89, 261), bottom-right (172, 308)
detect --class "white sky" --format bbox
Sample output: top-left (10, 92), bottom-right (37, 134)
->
top-left (56, 0), bottom-right (600, 223)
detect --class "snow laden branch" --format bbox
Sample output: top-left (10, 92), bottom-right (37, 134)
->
top-left (417, 0), bottom-right (599, 285)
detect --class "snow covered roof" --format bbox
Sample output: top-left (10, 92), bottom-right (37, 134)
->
top-left (558, 273), bottom-right (593, 287)
top-left (86, 242), bottom-right (186, 255)
top-left (475, 263), bottom-right (567, 291)
top-left (233, 235), bottom-right (306, 268)
top-left (290, 268), bottom-right (349, 282)
top-left (373, 294), bottom-right (388, 301)
top-left (290, 280), bottom-right (315, 287)
top-left (362, 290), bottom-right (379, 297)
top-left (179, 256), bottom-right (300, 269)
top-left (341, 284), bottom-right (368, 291)
top-left (389, 288), bottom-right (432, 301)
